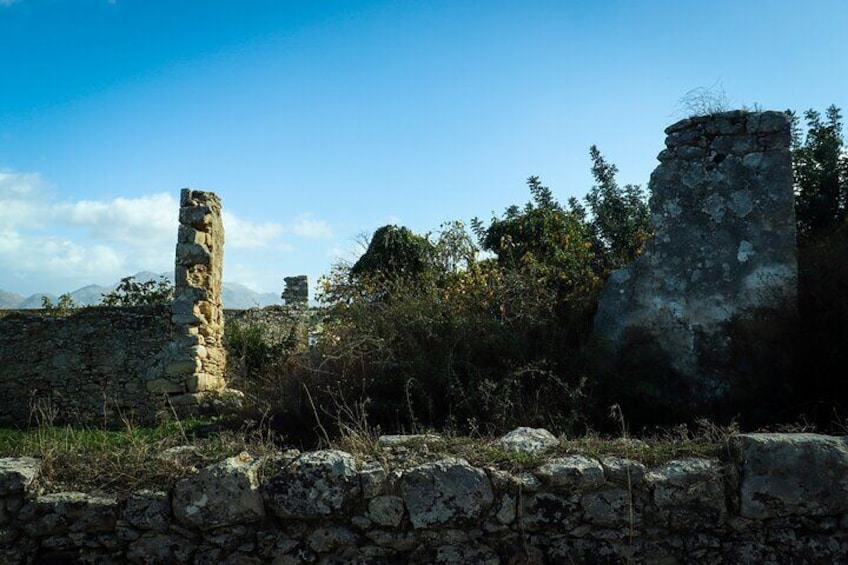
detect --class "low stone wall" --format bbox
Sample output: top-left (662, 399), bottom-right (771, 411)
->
top-left (2, 432), bottom-right (847, 564)
top-left (0, 306), bottom-right (174, 424)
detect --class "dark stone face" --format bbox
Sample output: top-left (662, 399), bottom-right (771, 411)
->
top-left (593, 111), bottom-right (797, 420)
top-left (282, 275), bottom-right (309, 304)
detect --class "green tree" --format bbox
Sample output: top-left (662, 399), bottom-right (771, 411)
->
top-left (582, 145), bottom-right (652, 272)
top-left (790, 105), bottom-right (848, 240)
top-left (350, 225), bottom-right (434, 282)
top-left (472, 176), bottom-right (597, 297)
top-left (41, 293), bottom-right (77, 314)
top-left (101, 275), bottom-right (174, 306)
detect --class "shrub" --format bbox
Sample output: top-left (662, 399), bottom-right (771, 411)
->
top-left (101, 275), bottom-right (174, 306)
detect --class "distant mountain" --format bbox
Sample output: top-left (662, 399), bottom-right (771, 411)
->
top-left (70, 284), bottom-right (113, 306)
top-left (17, 293), bottom-right (57, 309)
top-left (0, 290), bottom-right (24, 309)
top-left (0, 272), bottom-right (282, 310)
top-left (222, 282), bottom-right (281, 309)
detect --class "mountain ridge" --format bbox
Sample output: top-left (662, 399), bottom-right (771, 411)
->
top-left (0, 272), bottom-right (281, 310)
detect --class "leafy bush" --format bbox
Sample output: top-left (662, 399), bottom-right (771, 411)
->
top-left (101, 275), bottom-right (174, 306)
top-left (41, 293), bottom-right (77, 315)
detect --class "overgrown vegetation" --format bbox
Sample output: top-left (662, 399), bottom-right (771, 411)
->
top-left (230, 107), bottom-right (848, 441)
top-left (4, 106), bottom-right (848, 494)
top-left (0, 416), bottom-right (278, 495)
top-left (229, 147), bottom-right (650, 444)
top-left (787, 105), bottom-right (848, 427)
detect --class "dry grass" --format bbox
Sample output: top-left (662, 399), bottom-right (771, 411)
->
top-left (0, 405), bottom-right (818, 496)
top-left (0, 416), bottom-right (278, 496)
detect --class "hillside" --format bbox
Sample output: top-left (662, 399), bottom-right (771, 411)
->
top-left (0, 273), bottom-right (282, 310)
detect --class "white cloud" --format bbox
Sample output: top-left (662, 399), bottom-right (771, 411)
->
top-left (221, 211), bottom-right (285, 249)
top-left (0, 170), bottom-right (181, 293)
top-left (290, 214), bottom-right (334, 240)
top-left (0, 0), bottom-right (19, 6)
top-left (0, 170), bottom-right (47, 229)
top-left (56, 193), bottom-right (179, 245)
top-left (0, 167), bottom-right (337, 295)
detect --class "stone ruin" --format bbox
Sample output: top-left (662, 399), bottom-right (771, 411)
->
top-left (0, 188), bottom-right (236, 424)
top-left (593, 110), bottom-right (797, 414)
top-left (168, 189), bottom-right (229, 403)
top-left (281, 275), bottom-right (308, 305)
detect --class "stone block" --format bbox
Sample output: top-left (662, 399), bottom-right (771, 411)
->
top-left (535, 455), bottom-right (605, 491)
top-left (399, 458), bottom-right (493, 528)
top-left (0, 457), bottom-right (41, 496)
top-left (146, 379), bottom-right (184, 394)
top-left (179, 206), bottom-right (214, 229)
top-left (263, 450), bottom-right (360, 520)
top-left (165, 359), bottom-right (201, 377)
top-left (644, 458), bottom-right (726, 530)
top-left (739, 433), bottom-right (848, 519)
top-left (172, 455), bottom-right (265, 530)
top-left (178, 224), bottom-right (206, 245)
top-left (123, 490), bottom-right (171, 531)
top-left (186, 372), bottom-right (224, 393)
top-left (497, 427), bottom-right (558, 456)
top-left (175, 242), bottom-right (212, 266)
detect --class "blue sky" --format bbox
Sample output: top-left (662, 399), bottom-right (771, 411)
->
top-left (1, 0), bottom-right (846, 297)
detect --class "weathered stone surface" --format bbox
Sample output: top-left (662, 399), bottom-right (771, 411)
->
top-left (497, 427), bottom-right (558, 456)
top-left (645, 458), bottom-right (726, 529)
top-left (281, 275), bottom-right (308, 305)
top-left (173, 455), bottom-right (265, 530)
top-left (368, 495), bottom-right (405, 528)
top-left (593, 110), bottom-right (796, 412)
top-left (377, 434), bottom-right (442, 447)
top-left (581, 488), bottom-right (642, 527)
top-left (359, 460), bottom-right (387, 498)
top-left (600, 456), bottom-right (646, 486)
top-left (3, 436), bottom-right (848, 563)
top-left (535, 455), bottom-right (605, 491)
top-left (400, 458), bottom-right (494, 528)
top-left (306, 525), bottom-right (358, 553)
top-left (433, 542), bottom-right (499, 565)
top-left (123, 490), bottom-right (171, 531)
top-left (0, 457), bottom-right (41, 496)
top-left (739, 433), bottom-right (848, 519)
top-left (263, 450), bottom-right (360, 519)
top-left (20, 492), bottom-right (119, 536)
top-left (127, 531), bottom-right (195, 564)
top-left (520, 492), bottom-right (580, 530)
top-left (495, 493), bottom-right (517, 525)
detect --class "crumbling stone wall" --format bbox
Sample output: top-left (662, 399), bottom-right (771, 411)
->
top-left (0, 306), bottom-right (175, 423)
top-left (281, 275), bottom-right (308, 305)
top-left (0, 189), bottom-right (232, 424)
top-left (593, 111), bottom-right (797, 414)
top-left (2, 432), bottom-right (847, 563)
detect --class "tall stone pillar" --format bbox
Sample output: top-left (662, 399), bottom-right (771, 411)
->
top-left (169, 189), bottom-right (227, 398)
top-left (592, 110), bottom-right (797, 418)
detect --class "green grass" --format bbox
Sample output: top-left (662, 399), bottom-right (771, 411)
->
top-left (0, 417), bottom-right (277, 495)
